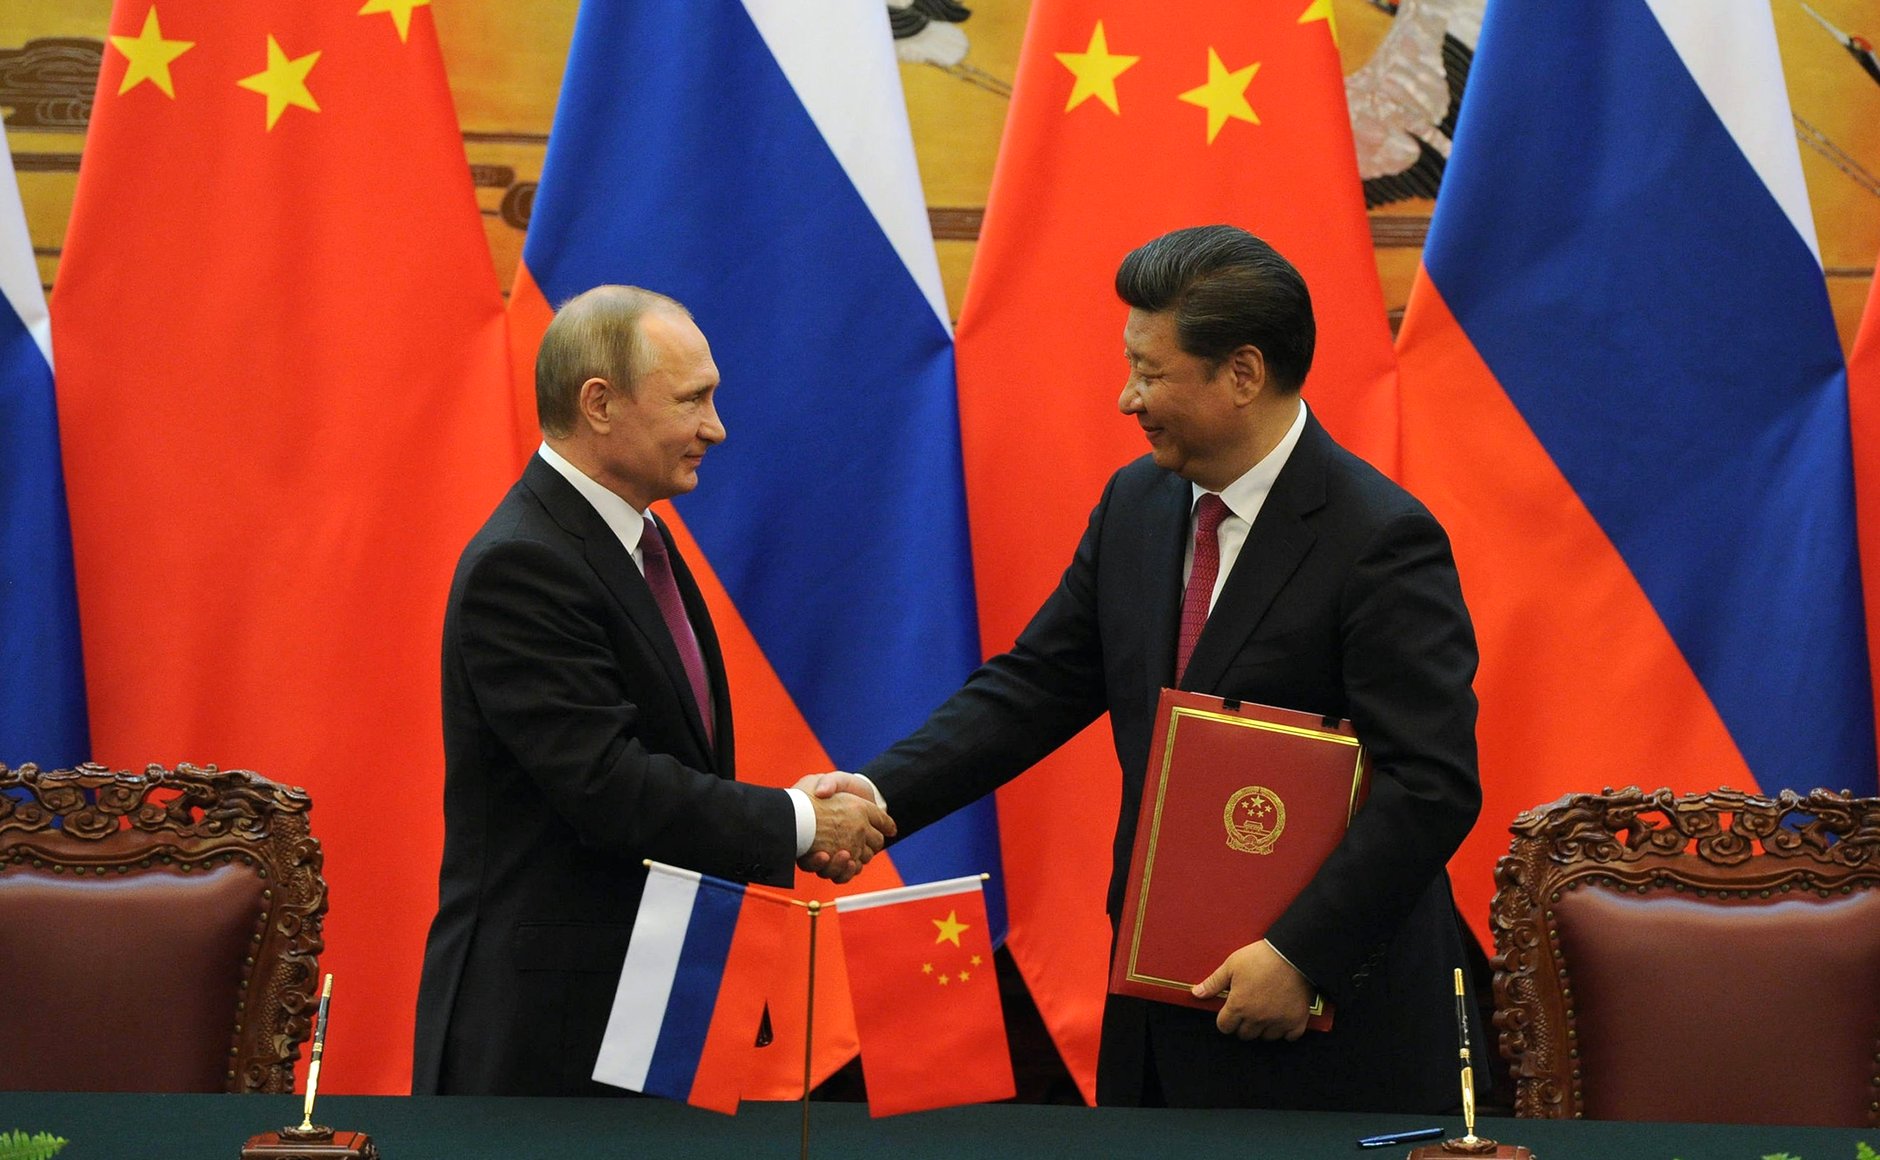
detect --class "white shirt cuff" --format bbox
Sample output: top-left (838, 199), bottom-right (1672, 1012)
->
top-left (786, 774), bottom-right (888, 859)
top-left (787, 787), bottom-right (814, 857)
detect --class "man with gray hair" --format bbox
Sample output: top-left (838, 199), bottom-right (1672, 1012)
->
top-left (413, 286), bottom-right (892, 1096)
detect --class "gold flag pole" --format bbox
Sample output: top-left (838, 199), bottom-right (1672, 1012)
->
top-left (801, 900), bottom-right (821, 1160)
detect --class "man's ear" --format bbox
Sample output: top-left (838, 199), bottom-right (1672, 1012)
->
top-left (576, 376), bottom-right (613, 432)
top-left (1228, 344), bottom-right (1266, 403)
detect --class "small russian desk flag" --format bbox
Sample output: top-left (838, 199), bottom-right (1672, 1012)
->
top-left (594, 862), bottom-right (792, 1112)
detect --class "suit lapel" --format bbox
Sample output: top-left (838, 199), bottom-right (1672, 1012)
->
top-left (523, 458), bottom-right (720, 769)
top-left (1141, 470), bottom-right (1192, 689)
top-left (1180, 416), bottom-right (1331, 691)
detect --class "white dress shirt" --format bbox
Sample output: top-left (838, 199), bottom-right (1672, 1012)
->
top-left (1183, 398), bottom-right (1310, 609)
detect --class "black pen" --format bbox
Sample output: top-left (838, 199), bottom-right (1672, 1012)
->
top-left (1356, 1126), bottom-right (1444, 1148)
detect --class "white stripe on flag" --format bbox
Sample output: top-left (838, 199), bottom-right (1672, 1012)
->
top-left (592, 863), bottom-right (700, 1090)
top-left (0, 124), bottom-right (50, 368)
top-left (741, 0), bottom-right (951, 334)
top-left (833, 874), bottom-right (984, 912)
top-left (1643, 0), bottom-right (1819, 261)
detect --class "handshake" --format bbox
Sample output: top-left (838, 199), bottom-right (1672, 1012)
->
top-left (792, 771), bottom-right (895, 884)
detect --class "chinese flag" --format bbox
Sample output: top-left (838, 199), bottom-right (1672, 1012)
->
top-left (961, 0), bottom-right (1396, 1099)
top-left (52, 0), bottom-right (516, 1093)
top-left (837, 877), bottom-right (1015, 1116)
top-left (1853, 248), bottom-right (1880, 742)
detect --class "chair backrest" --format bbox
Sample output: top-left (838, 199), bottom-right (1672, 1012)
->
top-left (0, 763), bottom-right (327, 1093)
top-left (1490, 786), bottom-right (1880, 1128)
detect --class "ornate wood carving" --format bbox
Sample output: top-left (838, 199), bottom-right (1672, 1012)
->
top-left (1489, 786), bottom-right (1880, 1123)
top-left (0, 38), bottom-right (102, 131)
top-left (0, 762), bottom-right (328, 1094)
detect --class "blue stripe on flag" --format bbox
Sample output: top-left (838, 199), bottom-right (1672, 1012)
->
top-left (0, 137), bottom-right (88, 770)
top-left (1424, 0), bottom-right (1876, 795)
top-left (642, 875), bottom-right (744, 1101)
top-left (523, 0), bottom-right (1005, 929)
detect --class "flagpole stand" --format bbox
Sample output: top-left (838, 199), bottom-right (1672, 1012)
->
top-left (801, 900), bottom-right (821, 1160)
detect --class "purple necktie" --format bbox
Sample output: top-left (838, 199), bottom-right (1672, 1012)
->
top-left (639, 517), bottom-right (714, 745)
top-left (1176, 494), bottom-right (1230, 682)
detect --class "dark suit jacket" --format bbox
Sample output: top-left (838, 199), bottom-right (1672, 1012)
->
top-left (411, 455), bottom-right (797, 1096)
top-left (860, 414), bottom-right (1480, 1112)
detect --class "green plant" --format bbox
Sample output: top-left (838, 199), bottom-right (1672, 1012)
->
top-left (0, 1131), bottom-right (66, 1160)
top-left (1673, 1146), bottom-right (1878, 1160)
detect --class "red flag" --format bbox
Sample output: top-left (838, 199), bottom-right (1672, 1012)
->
top-left (51, 0), bottom-right (516, 1092)
top-left (1852, 250), bottom-right (1880, 743)
top-left (959, 0), bottom-right (1396, 1099)
top-left (837, 877), bottom-right (1015, 1116)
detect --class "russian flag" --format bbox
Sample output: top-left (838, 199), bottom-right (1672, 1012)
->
top-left (508, 0), bottom-right (998, 1092)
top-left (1397, 0), bottom-right (1878, 937)
top-left (593, 863), bottom-right (794, 1112)
top-left (0, 123), bottom-right (87, 769)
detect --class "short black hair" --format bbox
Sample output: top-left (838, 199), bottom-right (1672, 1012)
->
top-left (1114, 225), bottom-right (1315, 392)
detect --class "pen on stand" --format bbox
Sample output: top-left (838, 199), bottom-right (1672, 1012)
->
top-left (299, 974), bottom-right (334, 1132)
top-left (1356, 1126), bottom-right (1445, 1148)
top-left (1454, 966), bottom-right (1478, 1145)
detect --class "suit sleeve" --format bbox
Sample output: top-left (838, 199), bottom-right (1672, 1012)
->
top-left (456, 537), bottom-right (796, 886)
top-left (1264, 507), bottom-right (1481, 1000)
top-left (860, 476), bottom-right (1116, 834)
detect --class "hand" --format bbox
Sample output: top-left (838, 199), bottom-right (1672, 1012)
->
top-left (802, 770), bottom-right (885, 807)
top-left (1191, 939), bottom-right (1316, 1042)
top-left (794, 773), bottom-right (894, 884)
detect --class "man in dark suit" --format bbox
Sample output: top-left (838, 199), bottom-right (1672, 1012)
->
top-left (413, 286), bottom-right (892, 1096)
top-left (849, 227), bottom-right (1481, 1111)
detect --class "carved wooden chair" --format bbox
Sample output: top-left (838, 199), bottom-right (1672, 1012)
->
top-left (0, 763), bottom-right (327, 1092)
top-left (1490, 787), bottom-right (1880, 1128)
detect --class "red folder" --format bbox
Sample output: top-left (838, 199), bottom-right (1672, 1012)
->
top-left (1109, 689), bottom-right (1369, 1031)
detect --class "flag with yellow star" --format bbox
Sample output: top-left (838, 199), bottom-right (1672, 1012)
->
top-left (958, 0), bottom-right (1399, 1102)
top-left (835, 875), bottom-right (1014, 1116)
top-left (51, 0), bottom-right (515, 1095)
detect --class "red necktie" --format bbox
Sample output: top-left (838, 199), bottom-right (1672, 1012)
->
top-left (639, 517), bottom-right (715, 745)
top-left (1176, 494), bottom-right (1231, 683)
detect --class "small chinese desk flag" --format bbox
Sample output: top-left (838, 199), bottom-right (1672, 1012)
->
top-left (836, 875), bottom-right (1014, 1116)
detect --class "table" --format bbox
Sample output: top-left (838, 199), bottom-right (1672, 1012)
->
top-left (0, 1092), bottom-right (1871, 1159)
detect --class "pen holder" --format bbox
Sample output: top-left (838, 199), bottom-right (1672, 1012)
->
top-left (1406, 1141), bottom-right (1533, 1159)
top-left (240, 1127), bottom-right (379, 1158)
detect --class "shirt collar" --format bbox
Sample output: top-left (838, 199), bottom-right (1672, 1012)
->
top-left (1191, 397), bottom-right (1309, 520)
top-left (537, 441), bottom-right (647, 557)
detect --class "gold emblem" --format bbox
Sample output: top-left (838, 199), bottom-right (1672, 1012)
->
top-left (1224, 786), bottom-right (1285, 854)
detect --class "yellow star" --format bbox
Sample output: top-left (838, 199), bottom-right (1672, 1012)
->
top-left (358, 0), bottom-right (431, 43)
top-left (932, 909), bottom-right (970, 947)
top-left (938, 974), bottom-right (951, 986)
top-left (109, 7), bottom-right (194, 98)
top-left (921, 963), bottom-right (933, 974)
top-left (1054, 20), bottom-right (1139, 114)
top-left (1178, 48), bottom-right (1260, 144)
top-left (958, 969), bottom-right (972, 982)
top-left (970, 954), bottom-right (982, 966)
top-left (1297, 0), bottom-right (1340, 49)
top-left (236, 35), bottom-right (321, 131)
